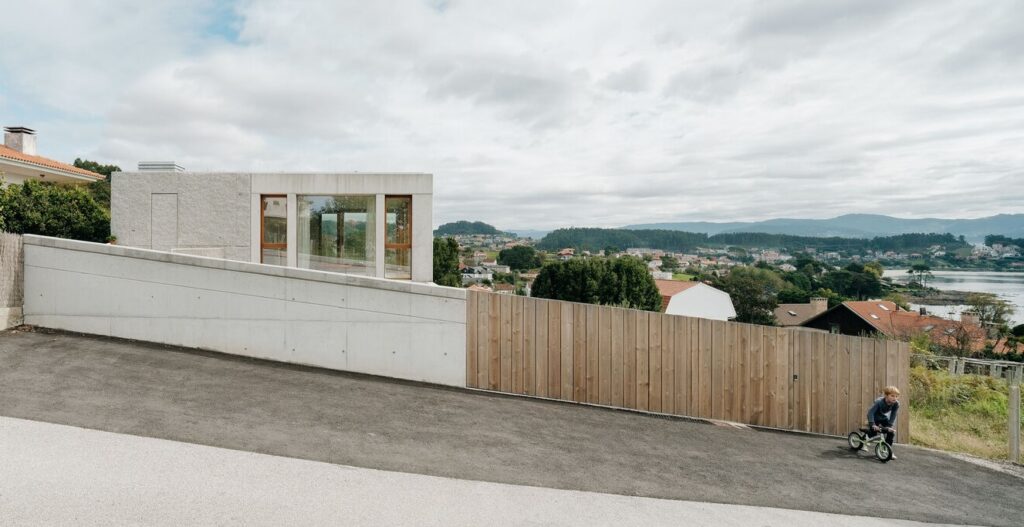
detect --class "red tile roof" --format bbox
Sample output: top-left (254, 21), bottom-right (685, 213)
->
top-left (0, 145), bottom-right (103, 180)
top-left (654, 279), bottom-right (701, 313)
top-left (844, 300), bottom-right (986, 351)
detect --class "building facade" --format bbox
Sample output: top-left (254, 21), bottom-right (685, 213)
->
top-left (112, 171), bottom-right (434, 282)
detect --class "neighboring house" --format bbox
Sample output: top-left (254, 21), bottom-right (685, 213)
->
top-left (0, 126), bottom-right (103, 185)
top-left (801, 301), bottom-right (987, 351)
top-left (493, 283), bottom-right (515, 295)
top-left (461, 266), bottom-right (493, 285)
top-left (654, 279), bottom-right (736, 321)
top-left (774, 297), bottom-right (829, 327)
top-left (111, 166), bottom-right (433, 282)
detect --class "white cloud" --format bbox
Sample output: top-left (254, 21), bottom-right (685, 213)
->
top-left (1, 0), bottom-right (1022, 229)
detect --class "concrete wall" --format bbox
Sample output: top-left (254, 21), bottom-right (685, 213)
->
top-left (21, 235), bottom-right (467, 387)
top-left (111, 172), bottom-right (251, 260)
top-left (0, 232), bottom-right (24, 329)
top-left (113, 172), bottom-right (433, 282)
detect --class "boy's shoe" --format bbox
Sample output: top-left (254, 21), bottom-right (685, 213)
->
top-left (890, 455), bottom-right (897, 460)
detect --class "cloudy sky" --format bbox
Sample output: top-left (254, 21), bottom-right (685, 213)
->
top-left (1, 0), bottom-right (1022, 230)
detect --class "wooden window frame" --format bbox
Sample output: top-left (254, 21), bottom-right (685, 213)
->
top-left (384, 195), bottom-right (412, 251)
top-left (260, 194), bottom-right (287, 263)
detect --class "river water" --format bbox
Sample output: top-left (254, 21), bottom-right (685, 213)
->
top-left (883, 270), bottom-right (1024, 326)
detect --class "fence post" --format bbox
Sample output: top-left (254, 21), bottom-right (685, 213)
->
top-left (1010, 384), bottom-right (1020, 464)
top-left (948, 358), bottom-right (957, 375)
top-left (991, 364), bottom-right (1002, 379)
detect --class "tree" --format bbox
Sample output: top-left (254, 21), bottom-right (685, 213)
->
top-left (0, 180), bottom-right (110, 242)
top-left (432, 237), bottom-right (461, 287)
top-left (497, 245), bottom-right (542, 271)
top-left (907, 263), bottom-right (932, 287)
top-left (73, 158), bottom-right (121, 179)
top-left (531, 256), bottom-right (661, 311)
top-left (716, 266), bottom-right (786, 325)
top-left (863, 261), bottom-right (884, 279)
top-left (965, 293), bottom-right (1014, 335)
top-left (660, 255), bottom-right (680, 272)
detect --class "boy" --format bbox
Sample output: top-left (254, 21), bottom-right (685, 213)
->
top-left (866, 386), bottom-right (901, 458)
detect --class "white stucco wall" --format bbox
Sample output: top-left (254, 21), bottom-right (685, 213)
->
top-left (21, 235), bottom-right (467, 387)
top-left (664, 283), bottom-right (737, 321)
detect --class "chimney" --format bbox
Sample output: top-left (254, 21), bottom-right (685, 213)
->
top-left (810, 297), bottom-right (828, 314)
top-left (960, 313), bottom-right (980, 327)
top-left (4, 126), bottom-right (37, 155)
top-left (138, 161), bottom-right (185, 172)
top-left (919, 307), bottom-right (927, 315)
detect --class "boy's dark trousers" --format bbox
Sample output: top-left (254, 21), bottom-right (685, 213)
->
top-left (870, 420), bottom-right (895, 446)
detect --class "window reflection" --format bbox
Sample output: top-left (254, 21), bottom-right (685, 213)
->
top-left (261, 196), bottom-right (287, 266)
top-left (298, 195), bottom-right (375, 275)
top-left (385, 196), bottom-right (412, 279)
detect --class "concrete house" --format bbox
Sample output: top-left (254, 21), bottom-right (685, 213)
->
top-left (654, 279), bottom-right (736, 321)
top-left (0, 126), bottom-right (104, 185)
top-left (112, 167), bottom-right (433, 282)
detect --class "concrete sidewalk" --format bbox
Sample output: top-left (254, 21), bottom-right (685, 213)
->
top-left (0, 417), bottom-right (976, 527)
top-left (1, 329), bottom-right (1021, 526)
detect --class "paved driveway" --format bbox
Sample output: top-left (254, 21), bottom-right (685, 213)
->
top-left (1, 329), bottom-right (1021, 526)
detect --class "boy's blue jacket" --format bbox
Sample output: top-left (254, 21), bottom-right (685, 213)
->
top-left (867, 396), bottom-right (899, 427)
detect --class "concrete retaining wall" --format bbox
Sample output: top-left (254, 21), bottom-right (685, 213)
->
top-left (21, 235), bottom-right (467, 386)
top-left (1, 232), bottom-right (24, 329)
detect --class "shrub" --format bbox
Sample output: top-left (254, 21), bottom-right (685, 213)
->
top-left (0, 180), bottom-right (110, 242)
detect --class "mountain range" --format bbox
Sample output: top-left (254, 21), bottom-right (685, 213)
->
top-left (621, 214), bottom-right (1024, 242)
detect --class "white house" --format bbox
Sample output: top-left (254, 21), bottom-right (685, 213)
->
top-left (655, 279), bottom-right (736, 321)
top-left (112, 167), bottom-right (434, 282)
top-left (0, 126), bottom-right (104, 185)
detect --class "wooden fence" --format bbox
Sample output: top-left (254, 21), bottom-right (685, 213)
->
top-left (466, 291), bottom-right (910, 443)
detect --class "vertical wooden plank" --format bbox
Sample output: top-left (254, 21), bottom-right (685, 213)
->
top-left (722, 322), bottom-right (736, 421)
top-left (750, 325), bottom-right (764, 426)
top-left (885, 339), bottom-right (900, 393)
top-left (560, 302), bottom-right (573, 400)
top-left (741, 323), bottom-right (749, 423)
top-left (778, 328), bottom-right (791, 429)
top-left (623, 309), bottom-right (637, 409)
top-left (688, 317), bottom-right (699, 416)
top-left (489, 294), bottom-right (502, 391)
top-left (611, 308), bottom-right (625, 407)
top-left (711, 320), bottom-right (726, 420)
top-left (662, 314), bottom-right (675, 415)
top-left (548, 300), bottom-right (561, 399)
top-left (636, 311), bottom-right (650, 411)
top-left (848, 335), bottom-right (862, 434)
top-left (573, 302), bottom-right (587, 402)
top-left (586, 304), bottom-right (599, 404)
top-left (815, 332), bottom-right (827, 434)
top-left (524, 298), bottom-right (536, 396)
top-left (512, 296), bottom-right (525, 394)
top-left (466, 291), bottom-right (478, 388)
top-left (674, 316), bottom-right (690, 416)
top-left (861, 338), bottom-right (876, 425)
top-left (763, 327), bottom-right (777, 427)
top-left (794, 331), bottom-right (807, 432)
top-left (697, 318), bottom-right (713, 418)
top-left (599, 306), bottom-right (613, 406)
top-left (836, 335), bottom-right (850, 436)
top-left (500, 294), bottom-right (512, 392)
top-left (476, 292), bottom-right (489, 389)
top-left (897, 342), bottom-right (910, 444)
top-left (825, 334), bottom-right (839, 436)
top-left (874, 339), bottom-right (887, 400)
top-left (535, 300), bottom-right (549, 397)
top-left (649, 313), bottom-right (663, 413)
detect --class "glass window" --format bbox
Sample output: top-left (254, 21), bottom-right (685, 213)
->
top-left (385, 196), bottom-right (412, 280)
top-left (261, 195), bottom-right (287, 266)
top-left (298, 195), bottom-right (375, 276)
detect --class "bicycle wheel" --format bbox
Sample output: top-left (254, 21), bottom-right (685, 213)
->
top-left (875, 441), bottom-right (893, 463)
top-left (847, 431), bottom-right (864, 451)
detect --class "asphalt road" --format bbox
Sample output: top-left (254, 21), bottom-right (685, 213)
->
top-left (1, 416), bottom-right (974, 527)
top-left (1, 329), bottom-right (1021, 526)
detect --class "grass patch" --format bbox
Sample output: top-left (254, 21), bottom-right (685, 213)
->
top-left (909, 366), bottom-right (1022, 460)
top-left (672, 273), bottom-right (695, 281)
